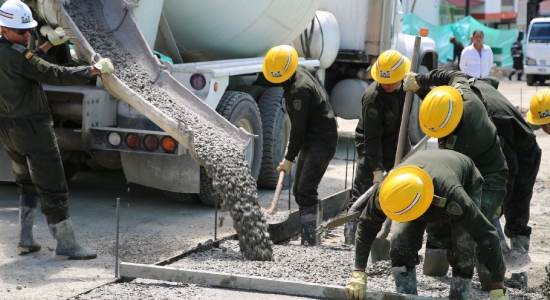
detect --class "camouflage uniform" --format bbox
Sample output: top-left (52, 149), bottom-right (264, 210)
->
top-left (0, 36), bottom-right (94, 223)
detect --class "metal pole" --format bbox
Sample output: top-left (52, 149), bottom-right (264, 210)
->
top-left (214, 198), bottom-right (218, 241)
top-left (115, 197), bottom-right (120, 278)
top-left (345, 136), bottom-right (350, 189)
top-left (465, 0), bottom-right (471, 16)
top-left (351, 141), bottom-right (356, 188)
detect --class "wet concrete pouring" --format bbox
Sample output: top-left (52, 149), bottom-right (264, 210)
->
top-left (67, 0), bottom-right (273, 262)
top-left (61, 1), bottom-right (550, 299)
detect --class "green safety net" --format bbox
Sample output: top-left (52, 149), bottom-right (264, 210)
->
top-left (403, 13), bottom-right (520, 68)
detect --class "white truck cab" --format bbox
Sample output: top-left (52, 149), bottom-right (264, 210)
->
top-left (525, 17), bottom-right (550, 86)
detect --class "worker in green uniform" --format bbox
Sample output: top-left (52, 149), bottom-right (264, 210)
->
top-left (0, 1), bottom-right (113, 259)
top-left (262, 45), bottom-right (338, 245)
top-left (345, 50), bottom-right (429, 244)
top-left (344, 150), bottom-right (509, 300)
top-left (403, 70), bottom-right (508, 291)
top-left (469, 77), bottom-right (541, 289)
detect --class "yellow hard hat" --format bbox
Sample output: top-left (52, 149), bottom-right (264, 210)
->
top-left (527, 89), bottom-right (550, 125)
top-left (262, 45), bottom-right (299, 84)
top-left (371, 50), bottom-right (411, 84)
top-left (379, 166), bottom-right (434, 222)
top-left (419, 86), bottom-right (464, 138)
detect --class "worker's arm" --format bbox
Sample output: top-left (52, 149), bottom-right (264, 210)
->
top-left (448, 186), bottom-right (506, 284)
top-left (354, 193), bottom-right (387, 271)
top-left (284, 85), bottom-right (311, 162)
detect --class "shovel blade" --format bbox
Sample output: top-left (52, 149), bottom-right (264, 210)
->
top-left (503, 248), bottom-right (532, 273)
top-left (370, 237), bottom-right (391, 263)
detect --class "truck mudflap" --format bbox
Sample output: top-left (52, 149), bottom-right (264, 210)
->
top-left (51, 0), bottom-right (254, 167)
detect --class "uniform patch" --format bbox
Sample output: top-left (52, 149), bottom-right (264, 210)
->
top-left (365, 91), bottom-right (378, 105)
top-left (445, 135), bottom-right (457, 149)
top-left (446, 201), bottom-right (463, 216)
top-left (25, 52), bottom-right (33, 60)
top-left (367, 108), bottom-right (379, 119)
top-left (431, 195), bottom-right (447, 208)
top-left (293, 100), bottom-right (302, 111)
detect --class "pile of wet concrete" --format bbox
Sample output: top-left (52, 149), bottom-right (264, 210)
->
top-left (66, 0), bottom-right (272, 261)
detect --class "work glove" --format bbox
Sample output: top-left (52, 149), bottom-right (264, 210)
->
top-left (345, 271), bottom-right (367, 300)
top-left (94, 58), bottom-right (115, 74)
top-left (403, 72), bottom-right (420, 92)
top-left (276, 159), bottom-right (294, 174)
top-left (373, 170), bottom-right (385, 184)
top-left (41, 26), bottom-right (70, 46)
top-left (489, 289), bottom-right (509, 300)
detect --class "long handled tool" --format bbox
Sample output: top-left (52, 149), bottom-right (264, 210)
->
top-left (262, 171), bottom-right (286, 214)
top-left (491, 215), bottom-right (532, 273)
top-left (369, 36), bottom-right (423, 262)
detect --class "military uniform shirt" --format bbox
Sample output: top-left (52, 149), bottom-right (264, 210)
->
top-left (354, 150), bottom-right (506, 283)
top-left (355, 83), bottom-right (406, 171)
top-left (283, 65), bottom-right (338, 161)
top-left (0, 37), bottom-right (93, 118)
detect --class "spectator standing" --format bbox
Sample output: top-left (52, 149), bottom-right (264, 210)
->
top-left (450, 36), bottom-right (464, 67)
top-left (460, 30), bottom-right (493, 78)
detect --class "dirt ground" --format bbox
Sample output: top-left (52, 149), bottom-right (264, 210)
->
top-left (1, 81), bottom-right (550, 299)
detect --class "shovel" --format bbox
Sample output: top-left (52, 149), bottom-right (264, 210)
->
top-left (262, 171), bottom-right (286, 214)
top-left (491, 215), bottom-right (532, 273)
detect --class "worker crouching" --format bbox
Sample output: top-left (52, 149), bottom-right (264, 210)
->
top-left (344, 150), bottom-right (508, 300)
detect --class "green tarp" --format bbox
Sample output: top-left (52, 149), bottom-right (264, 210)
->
top-left (403, 13), bottom-right (520, 67)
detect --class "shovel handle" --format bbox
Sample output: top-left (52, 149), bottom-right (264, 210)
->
top-left (491, 214), bottom-right (510, 251)
top-left (272, 171), bottom-right (286, 201)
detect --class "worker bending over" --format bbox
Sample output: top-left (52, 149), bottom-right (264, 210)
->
top-left (344, 150), bottom-right (508, 300)
top-left (262, 45), bottom-right (338, 245)
top-left (403, 70), bottom-right (508, 290)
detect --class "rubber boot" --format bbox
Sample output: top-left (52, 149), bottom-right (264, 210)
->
top-left (298, 204), bottom-right (321, 246)
top-left (48, 218), bottom-right (97, 260)
top-left (449, 276), bottom-right (472, 300)
top-left (510, 236), bottom-right (529, 288)
top-left (391, 266), bottom-right (418, 295)
top-left (475, 262), bottom-right (492, 291)
top-left (18, 195), bottom-right (41, 253)
top-left (423, 248), bottom-right (450, 276)
top-left (344, 219), bottom-right (357, 245)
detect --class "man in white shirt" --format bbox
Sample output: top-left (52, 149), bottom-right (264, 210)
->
top-left (460, 30), bottom-right (493, 78)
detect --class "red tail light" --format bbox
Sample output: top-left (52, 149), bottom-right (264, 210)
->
top-left (125, 133), bottom-right (140, 149)
top-left (144, 135), bottom-right (159, 151)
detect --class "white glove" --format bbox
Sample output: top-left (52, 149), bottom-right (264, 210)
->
top-left (41, 26), bottom-right (70, 46)
top-left (276, 159), bottom-right (294, 174)
top-left (403, 72), bottom-right (420, 92)
top-left (373, 170), bottom-right (385, 184)
top-left (345, 271), bottom-right (367, 300)
top-left (489, 289), bottom-right (509, 300)
top-left (94, 58), bottom-right (114, 74)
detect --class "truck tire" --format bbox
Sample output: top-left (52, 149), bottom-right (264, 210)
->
top-left (198, 91), bottom-right (263, 207)
top-left (163, 192), bottom-right (202, 204)
top-left (526, 75), bottom-right (535, 86)
top-left (257, 87), bottom-right (294, 189)
top-left (408, 65), bottom-right (428, 144)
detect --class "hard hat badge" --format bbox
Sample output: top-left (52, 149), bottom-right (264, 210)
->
top-left (379, 69), bottom-right (391, 79)
top-left (538, 109), bottom-right (550, 119)
top-left (270, 70), bottom-right (282, 78)
top-left (21, 13), bottom-right (31, 24)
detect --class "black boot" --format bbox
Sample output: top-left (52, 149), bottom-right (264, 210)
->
top-left (510, 236), bottom-right (529, 288)
top-left (18, 195), bottom-right (41, 253)
top-left (48, 217), bottom-right (97, 260)
top-left (299, 204), bottom-right (322, 246)
top-left (449, 276), bottom-right (472, 299)
top-left (391, 266), bottom-right (418, 295)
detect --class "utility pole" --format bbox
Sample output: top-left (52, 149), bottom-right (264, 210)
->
top-left (465, 0), bottom-right (471, 16)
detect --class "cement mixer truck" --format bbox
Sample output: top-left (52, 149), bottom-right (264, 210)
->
top-left (0, 0), bottom-right (437, 206)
